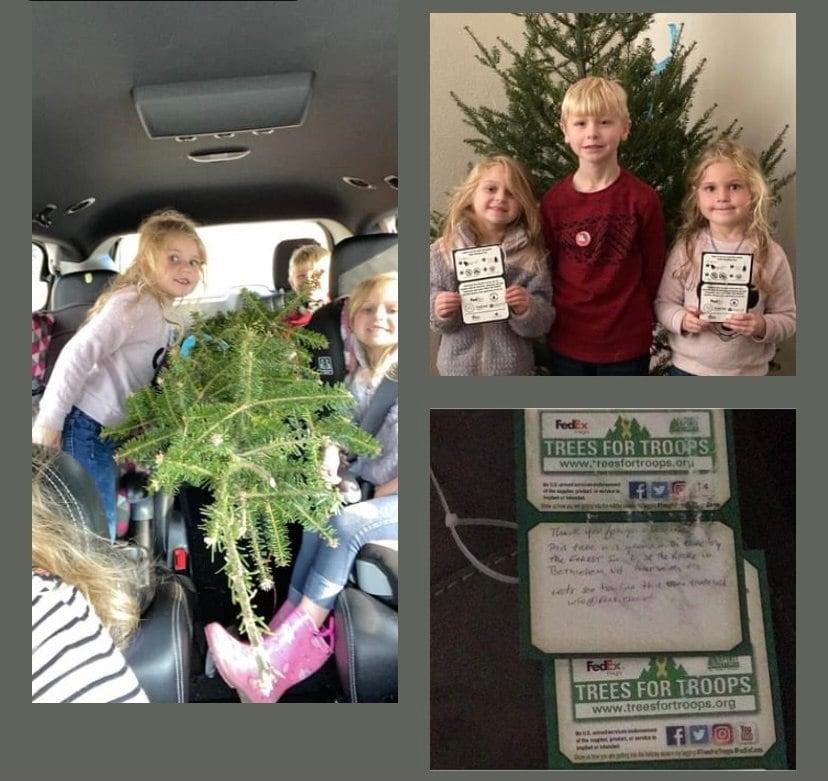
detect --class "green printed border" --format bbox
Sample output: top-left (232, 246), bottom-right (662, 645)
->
top-left (567, 654), bottom-right (760, 722)
top-left (516, 410), bottom-right (749, 659)
top-left (538, 409), bottom-right (717, 475)
top-left (543, 550), bottom-right (787, 770)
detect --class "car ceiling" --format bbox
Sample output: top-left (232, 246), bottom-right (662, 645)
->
top-left (33, 1), bottom-right (398, 256)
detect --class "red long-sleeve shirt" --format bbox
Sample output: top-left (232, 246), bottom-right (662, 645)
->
top-left (541, 169), bottom-right (666, 363)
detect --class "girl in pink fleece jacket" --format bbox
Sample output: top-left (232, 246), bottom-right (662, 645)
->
top-left (32, 210), bottom-right (207, 538)
top-left (655, 139), bottom-right (795, 375)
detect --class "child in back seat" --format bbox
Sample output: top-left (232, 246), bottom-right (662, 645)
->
top-left (205, 271), bottom-right (398, 703)
top-left (285, 244), bottom-right (331, 327)
top-left (32, 210), bottom-right (207, 540)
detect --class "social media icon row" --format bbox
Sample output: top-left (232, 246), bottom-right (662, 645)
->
top-left (665, 723), bottom-right (757, 746)
top-left (628, 481), bottom-right (680, 500)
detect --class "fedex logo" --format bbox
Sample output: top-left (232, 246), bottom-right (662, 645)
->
top-left (555, 419), bottom-right (589, 430)
top-left (585, 659), bottom-right (621, 672)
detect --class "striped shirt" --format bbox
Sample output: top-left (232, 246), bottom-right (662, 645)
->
top-left (32, 571), bottom-right (149, 703)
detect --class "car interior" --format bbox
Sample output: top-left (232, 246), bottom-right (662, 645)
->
top-left (32, 0), bottom-right (398, 703)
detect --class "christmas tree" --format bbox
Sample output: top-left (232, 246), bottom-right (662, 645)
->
top-left (434, 13), bottom-right (794, 372)
top-left (105, 291), bottom-right (378, 681)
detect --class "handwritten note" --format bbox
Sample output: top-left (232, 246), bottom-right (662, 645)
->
top-left (528, 522), bottom-right (741, 653)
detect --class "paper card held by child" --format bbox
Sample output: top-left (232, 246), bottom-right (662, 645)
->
top-left (453, 245), bottom-right (509, 324)
top-left (698, 252), bottom-right (754, 322)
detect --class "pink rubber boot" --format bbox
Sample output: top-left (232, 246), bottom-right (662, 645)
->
top-left (204, 610), bottom-right (335, 703)
top-left (204, 622), bottom-right (277, 703)
top-left (267, 599), bottom-right (297, 631)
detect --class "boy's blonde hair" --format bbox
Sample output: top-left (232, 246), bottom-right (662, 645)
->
top-left (32, 458), bottom-right (143, 649)
top-left (288, 244), bottom-right (331, 285)
top-left (288, 244), bottom-right (331, 298)
top-left (674, 137), bottom-right (773, 294)
top-left (440, 155), bottom-right (544, 265)
top-left (347, 271), bottom-right (398, 379)
top-left (88, 209), bottom-right (207, 330)
top-left (561, 76), bottom-right (630, 123)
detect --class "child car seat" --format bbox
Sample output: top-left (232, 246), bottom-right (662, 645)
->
top-left (306, 232), bottom-right (399, 701)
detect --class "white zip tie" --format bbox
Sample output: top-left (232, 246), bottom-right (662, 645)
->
top-left (431, 467), bottom-right (518, 585)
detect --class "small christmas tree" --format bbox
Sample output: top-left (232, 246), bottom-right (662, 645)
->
top-left (105, 291), bottom-right (378, 683)
top-left (434, 13), bottom-right (794, 372)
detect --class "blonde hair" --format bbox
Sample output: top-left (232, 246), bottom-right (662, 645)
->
top-left (675, 138), bottom-right (773, 294)
top-left (87, 209), bottom-right (207, 334)
top-left (561, 76), bottom-right (630, 123)
top-left (348, 272), bottom-right (398, 379)
top-left (288, 244), bottom-right (330, 282)
top-left (32, 458), bottom-right (142, 649)
top-left (440, 155), bottom-right (544, 266)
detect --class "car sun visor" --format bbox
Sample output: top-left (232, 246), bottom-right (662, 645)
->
top-left (132, 72), bottom-right (314, 140)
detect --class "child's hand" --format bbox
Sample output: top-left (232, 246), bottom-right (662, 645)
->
top-left (723, 312), bottom-right (767, 338)
top-left (321, 444), bottom-right (342, 487)
top-left (505, 286), bottom-right (531, 316)
top-left (434, 292), bottom-right (461, 318)
top-left (681, 308), bottom-right (711, 334)
top-left (32, 424), bottom-right (61, 448)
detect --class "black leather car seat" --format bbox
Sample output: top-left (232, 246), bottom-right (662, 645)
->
top-left (307, 232), bottom-right (399, 702)
top-left (32, 448), bottom-right (194, 703)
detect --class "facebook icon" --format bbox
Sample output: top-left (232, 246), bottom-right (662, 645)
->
top-left (629, 481), bottom-right (648, 500)
top-left (666, 726), bottom-right (687, 746)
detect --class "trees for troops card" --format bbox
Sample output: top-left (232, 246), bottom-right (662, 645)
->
top-left (698, 252), bottom-right (754, 322)
top-left (544, 551), bottom-right (787, 769)
top-left (452, 244), bottom-right (508, 324)
top-left (516, 410), bottom-right (749, 657)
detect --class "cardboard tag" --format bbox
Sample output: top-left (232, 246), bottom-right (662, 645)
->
top-left (453, 245), bottom-right (508, 324)
top-left (699, 252), bottom-right (754, 322)
top-left (546, 552), bottom-right (786, 768)
top-left (523, 410), bottom-right (730, 512)
top-left (527, 521), bottom-right (742, 654)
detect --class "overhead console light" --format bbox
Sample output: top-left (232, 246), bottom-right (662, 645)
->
top-left (383, 174), bottom-right (399, 190)
top-left (187, 148), bottom-right (251, 164)
top-left (133, 72), bottom-right (314, 140)
top-left (342, 176), bottom-right (376, 190)
top-left (65, 197), bottom-right (96, 215)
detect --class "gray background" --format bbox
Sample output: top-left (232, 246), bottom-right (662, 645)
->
top-left (3, 0), bottom-right (822, 779)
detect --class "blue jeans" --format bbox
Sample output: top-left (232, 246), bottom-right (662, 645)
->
top-left (547, 350), bottom-right (651, 376)
top-left (665, 365), bottom-right (695, 376)
top-left (288, 494), bottom-right (398, 610)
top-left (61, 406), bottom-right (118, 540)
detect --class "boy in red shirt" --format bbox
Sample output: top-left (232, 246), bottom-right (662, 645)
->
top-left (541, 76), bottom-right (666, 375)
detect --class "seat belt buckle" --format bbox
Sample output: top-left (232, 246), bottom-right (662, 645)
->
top-left (172, 547), bottom-right (189, 572)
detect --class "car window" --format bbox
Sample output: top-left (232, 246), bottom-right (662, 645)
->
top-left (114, 219), bottom-right (330, 307)
top-left (32, 243), bottom-right (48, 312)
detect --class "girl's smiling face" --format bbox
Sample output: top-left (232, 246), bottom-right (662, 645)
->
top-left (470, 164), bottom-right (521, 239)
top-left (696, 160), bottom-right (753, 235)
top-left (352, 280), bottom-right (398, 356)
top-left (155, 234), bottom-right (204, 298)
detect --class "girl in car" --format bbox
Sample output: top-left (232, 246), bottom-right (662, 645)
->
top-left (430, 155), bottom-right (554, 375)
top-left (205, 271), bottom-right (399, 703)
top-left (32, 210), bottom-right (206, 540)
top-left (32, 457), bottom-right (148, 702)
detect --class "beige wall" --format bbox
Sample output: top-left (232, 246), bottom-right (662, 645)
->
top-left (430, 13), bottom-right (796, 374)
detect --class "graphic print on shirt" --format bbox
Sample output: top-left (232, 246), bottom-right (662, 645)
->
top-left (150, 326), bottom-right (178, 384)
top-left (555, 214), bottom-right (637, 267)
